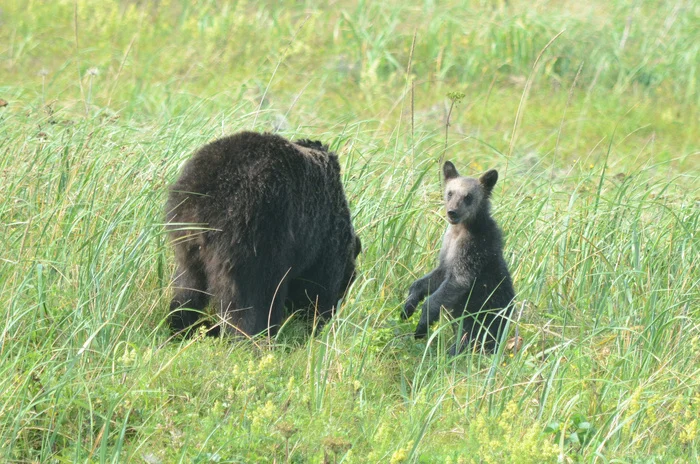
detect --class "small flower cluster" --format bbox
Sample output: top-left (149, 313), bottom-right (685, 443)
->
top-left (465, 401), bottom-right (559, 464)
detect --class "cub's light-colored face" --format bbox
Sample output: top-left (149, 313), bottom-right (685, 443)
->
top-left (443, 161), bottom-right (498, 225)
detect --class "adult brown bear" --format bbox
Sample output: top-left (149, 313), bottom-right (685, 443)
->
top-left (165, 131), bottom-right (361, 338)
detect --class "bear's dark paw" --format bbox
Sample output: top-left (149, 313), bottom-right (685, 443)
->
top-left (167, 309), bottom-right (199, 335)
top-left (414, 324), bottom-right (428, 339)
top-left (480, 340), bottom-right (497, 355)
top-left (402, 297), bottom-right (420, 320)
top-left (204, 324), bottom-right (221, 338)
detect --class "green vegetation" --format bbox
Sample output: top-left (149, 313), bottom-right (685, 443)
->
top-left (1, 0), bottom-right (698, 462)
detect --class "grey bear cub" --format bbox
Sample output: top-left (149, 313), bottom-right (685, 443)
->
top-left (166, 131), bottom-right (361, 338)
top-left (402, 161), bottom-right (515, 354)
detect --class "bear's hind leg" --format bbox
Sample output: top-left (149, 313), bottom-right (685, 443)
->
top-left (290, 262), bottom-right (349, 332)
top-left (210, 268), bottom-right (290, 339)
top-left (483, 306), bottom-right (512, 352)
top-left (249, 277), bottom-right (289, 337)
top-left (169, 253), bottom-right (210, 336)
top-left (450, 307), bottom-right (509, 355)
top-left (448, 312), bottom-right (480, 356)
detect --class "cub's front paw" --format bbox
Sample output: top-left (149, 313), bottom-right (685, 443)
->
top-left (402, 295), bottom-right (420, 320)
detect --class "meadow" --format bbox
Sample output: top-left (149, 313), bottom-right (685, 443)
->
top-left (0, 0), bottom-right (698, 462)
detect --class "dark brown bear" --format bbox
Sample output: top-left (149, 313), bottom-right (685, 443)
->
top-left (165, 131), bottom-right (361, 338)
top-left (402, 161), bottom-right (515, 354)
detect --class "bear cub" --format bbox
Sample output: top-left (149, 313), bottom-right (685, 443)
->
top-left (166, 131), bottom-right (361, 338)
top-left (402, 161), bottom-right (515, 354)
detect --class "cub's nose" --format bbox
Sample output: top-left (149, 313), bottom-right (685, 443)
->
top-left (447, 210), bottom-right (458, 221)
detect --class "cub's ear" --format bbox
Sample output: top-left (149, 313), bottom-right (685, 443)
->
top-left (443, 161), bottom-right (459, 181)
top-left (479, 169), bottom-right (498, 193)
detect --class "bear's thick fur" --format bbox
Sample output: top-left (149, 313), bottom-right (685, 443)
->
top-left (165, 131), bottom-right (361, 337)
top-left (402, 161), bottom-right (515, 354)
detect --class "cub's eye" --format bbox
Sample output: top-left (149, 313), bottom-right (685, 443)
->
top-left (447, 191), bottom-right (453, 200)
top-left (464, 193), bottom-right (473, 205)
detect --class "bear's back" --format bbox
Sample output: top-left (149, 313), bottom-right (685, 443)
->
top-left (166, 131), bottom-right (345, 265)
top-left (171, 132), bottom-right (336, 197)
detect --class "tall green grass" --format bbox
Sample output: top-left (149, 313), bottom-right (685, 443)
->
top-left (1, 0), bottom-right (698, 462)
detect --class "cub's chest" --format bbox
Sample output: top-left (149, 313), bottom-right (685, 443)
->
top-left (438, 226), bottom-right (472, 266)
